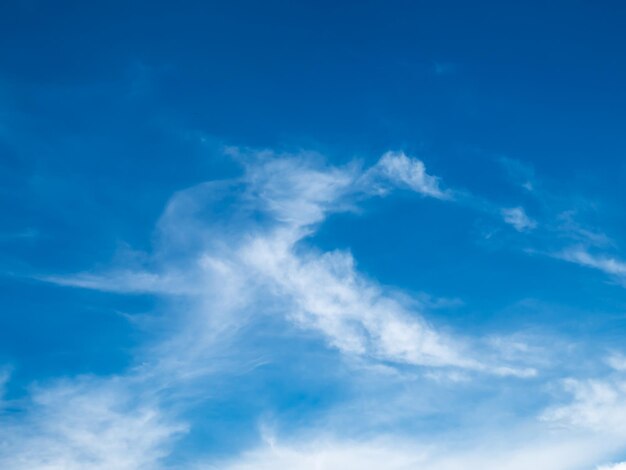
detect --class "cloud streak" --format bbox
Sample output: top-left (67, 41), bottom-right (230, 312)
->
top-left (556, 247), bottom-right (626, 284)
top-left (0, 376), bottom-right (186, 470)
top-left (45, 149), bottom-right (531, 374)
top-left (502, 206), bottom-right (537, 232)
top-left (366, 151), bottom-right (450, 199)
top-left (9, 147), bottom-right (626, 469)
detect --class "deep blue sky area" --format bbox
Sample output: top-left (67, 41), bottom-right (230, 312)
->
top-left (2, 2), bottom-right (626, 469)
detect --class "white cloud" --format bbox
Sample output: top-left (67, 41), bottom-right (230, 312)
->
top-left (213, 439), bottom-right (428, 470)
top-left (244, 154), bottom-right (358, 227)
top-left (211, 433), bottom-right (612, 470)
top-left (240, 233), bottom-right (475, 369)
top-left (501, 207), bottom-right (537, 232)
top-left (598, 463), bottom-right (626, 470)
top-left (606, 354), bottom-right (626, 372)
top-left (558, 248), bottom-right (626, 279)
top-left (0, 376), bottom-right (186, 470)
top-left (367, 151), bottom-right (450, 199)
top-left (32, 147), bottom-right (626, 470)
top-left (40, 270), bottom-right (193, 295)
top-left (20, 149), bottom-right (521, 468)
top-left (542, 377), bottom-right (626, 435)
top-left (211, 355), bottom-right (626, 470)
top-left (47, 150), bottom-right (514, 373)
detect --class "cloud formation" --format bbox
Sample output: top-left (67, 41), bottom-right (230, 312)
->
top-left (8, 148), bottom-right (626, 469)
top-left (501, 206), bottom-right (537, 232)
top-left (213, 431), bottom-right (614, 470)
top-left (556, 247), bottom-right (626, 284)
top-left (48, 150), bottom-right (520, 373)
top-left (0, 376), bottom-right (185, 470)
top-left (367, 151), bottom-right (450, 199)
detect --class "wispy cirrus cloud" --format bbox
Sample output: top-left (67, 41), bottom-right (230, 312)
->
top-left (493, 155), bottom-right (626, 290)
top-left (556, 211), bottom-right (613, 248)
top-left (365, 150), bottom-right (451, 200)
top-left (0, 376), bottom-right (186, 470)
top-left (542, 377), bottom-right (626, 434)
top-left (502, 206), bottom-right (537, 232)
top-left (44, 149), bottom-right (531, 375)
top-left (1, 148), bottom-right (538, 468)
top-left (555, 247), bottom-right (626, 284)
top-left (211, 352), bottom-right (626, 470)
top-left (10, 147), bottom-right (626, 470)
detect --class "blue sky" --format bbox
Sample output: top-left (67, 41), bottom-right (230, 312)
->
top-left (2, 1), bottom-right (626, 468)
